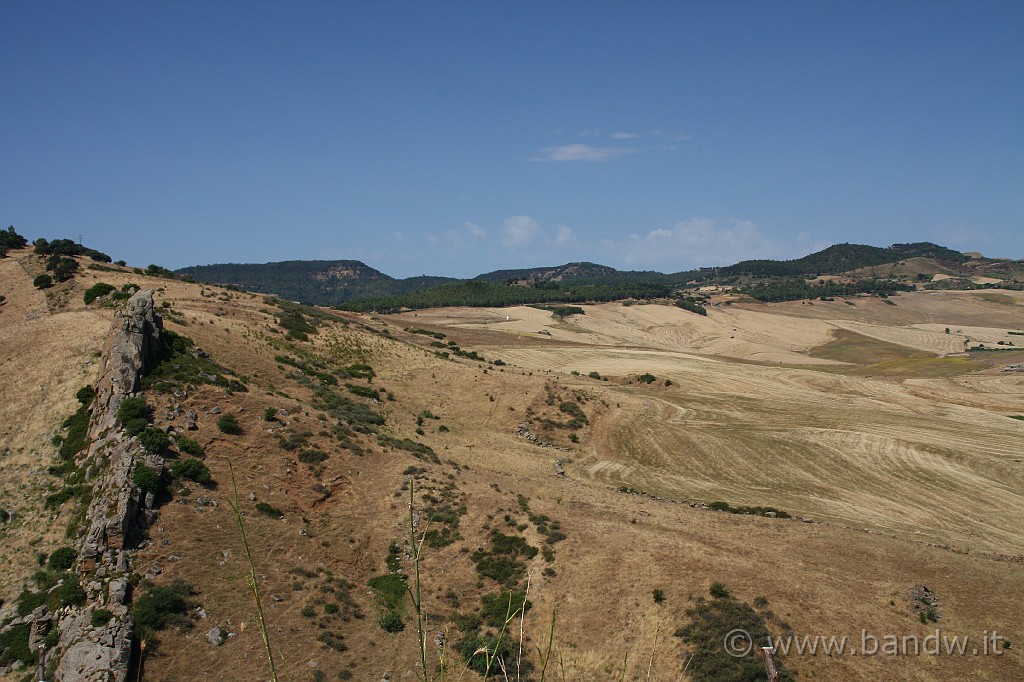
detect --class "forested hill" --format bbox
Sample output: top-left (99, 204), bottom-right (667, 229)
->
top-left (713, 242), bottom-right (969, 278)
top-left (175, 260), bottom-right (457, 305)
top-left (177, 242), bottom-right (978, 307)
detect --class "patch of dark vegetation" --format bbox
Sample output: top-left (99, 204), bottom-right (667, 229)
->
top-left (142, 330), bottom-right (247, 393)
top-left (472, 531), bottom-right (538, 588)
top-left (170, 458), bottom-right (212, 485)
top-left (216, 414), bottom-right (243, 435)
top-left (313, 386), bottom-right (385, 429)
top-left (117, 396), bottom-right (151, 437)
top-left (83, 282), bottom-right (116, 304)
top-left (298, 448), bottom-right (329, 464)
top-left (674, 583), bottom-right (795, 682)
top-left (34, 237), bottom-right (111, 263)
top-left (377, 435), bottom-right (439, 463)
top-left (341, 363), bottom-right (376, 381)
top-left (341, 279), bottom-right (671, 313)
top-left (255, 502), bottom-right (285, 519)
top-left (708, 501), bottom-right (791, 519)
top-left (275, 355), bottom-right (338, 386)
top-left (139, 427), bottom-right (169, 454)
top-left (132, 465), bottom-right (164, 497)
top-left (133, 579), bottom-right (195, 636)
top-left (674, 295), bottom-right (708, 315)
top-left (344, 383), bottom-right (379, 399)
top-left (177, 436), bottom-right (204, 457)
top-left (368, 573), bottom-right (408, 633)
top-left (45, 484), bottom-right (91, 509)
top-left (57, 385), bottom-right (95, 460)
top-left (279, 430), bottom-right (311, 451)
top-left (277, 308), bottom-right (317, 341)
top-left (47, 547), bottom-right (77, 571)
top-left (740, 277), bottom-right (913, 303)
top-left (0, 623), bottom-right (34, 667)
top-left (557, 401), bottom-right (587, 425)
top-left (405, 327), bottom-right (446, 340)
top-left (531, 304), bottom-right (585, 318)
top-left (0, 225), bottom-right (28, 257)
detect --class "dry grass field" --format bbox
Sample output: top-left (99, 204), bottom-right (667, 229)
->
top-left (2, 249), bottom-right (1023, 681)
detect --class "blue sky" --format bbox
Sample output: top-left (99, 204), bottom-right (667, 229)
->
top-left (2, 2), bottom-right (1021, 278)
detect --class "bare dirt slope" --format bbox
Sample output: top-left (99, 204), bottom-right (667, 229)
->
top-left (2, 255), bottom-right (1023, 681)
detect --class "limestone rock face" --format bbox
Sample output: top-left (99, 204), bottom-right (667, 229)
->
top-left (51, 290), bottom-right (164, 682)
top-left (110, 289), bottom-right (163, 396)
top-left (55, 613), bottom-right (135, 682)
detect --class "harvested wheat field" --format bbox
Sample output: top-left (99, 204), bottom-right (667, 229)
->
top-left (2, 254), bottom-right (1023, 681)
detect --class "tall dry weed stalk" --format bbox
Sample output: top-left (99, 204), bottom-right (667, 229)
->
top-left (225, 458), bottom-right (285, 682)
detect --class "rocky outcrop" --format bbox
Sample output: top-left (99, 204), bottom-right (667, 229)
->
top-left (47, 290), bottom-right (164, 682)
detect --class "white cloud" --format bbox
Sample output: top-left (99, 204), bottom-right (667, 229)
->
top-left (531, 143), bottom-right (637, 162)
top-left (551, 225), bottom-right (577, 247)
top-left (610, 131), bottom-right (640, 140)
top-left (502, 215), bottom-right (542, 247)
top-left (463, 221), bottom-right (486, 239)
top-left (606, 218), bottom-right (782, 269)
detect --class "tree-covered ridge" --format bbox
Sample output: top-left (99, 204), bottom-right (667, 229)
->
top-left (176, 260), bottom-right (458, 305)
top-left (338, 279), bottom-right (672, 313)
top-left (175, 241), bottom-right (986, 309)
top-left (715, 242), bottom-right (969, 278)
top-left (738, 278), bottom-right (915, 302)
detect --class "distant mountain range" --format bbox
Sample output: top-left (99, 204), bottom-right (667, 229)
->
top-left (177, 242), bottom-right (1020, 308)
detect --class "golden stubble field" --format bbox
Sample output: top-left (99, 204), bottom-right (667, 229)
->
top-left (2, 251), bottom-right (1023, 681)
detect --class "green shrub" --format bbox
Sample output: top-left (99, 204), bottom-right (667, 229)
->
top-left (674, 586), bottom-right (794, 682)
top-left (368, 574), bottom-right (407, 613)
top-left (45, 484), bottom-right (90, 509)
top-left (177, 436), bottom-right (204, 456)
top-left (47, 547), bottom-right (77, 571)
top-left (278, 309), bottom-right (317, 339)
top-left (264, 406), bottom-right (278, 422)
top-left (378, 610), bottom-right (404, 633)
top-left (457, 634), bottom-right (513, 675)
top-left (637, 373), bottom-right (656, 384)
top-left (75, 386), bottom-right (96, 404)
top-left (298, 448), bottom-right (328, 464)
top-left (343, 364), bottom-right (375, 381)
top-left (653, 588), bottom-right (665, 604)
top-left (133, 580), bottom-right (194, 633)
top-left (83, 282), bottom-right (116, 304)
top-left (0, 623), bottom-right (33, 667)
top-left (59, 398), bottom-right (92, 460)
top-left (279, 431), bottom-right (310, 450)
top-left (216, 414), bottom-right (242, 435)
top-left (171, 458), bottom-right (212, 484)
top-left (709, 582), bottom-right (730, 599)
top-left (255, 502), bottom-right (284, 519)
top-left (117, 397), bottom-right (151, 436)
top-left (480, 590), bottom-right (531, 628)
top-left (91, 608), bottom-right (114, 627)
top-left (139, 427), bottom-right (169, 454)
top-left (317, 630), bottom-right (346, 651)
top-left (51, 576), bottom-right (86, 610)
top-left (344, 383), bottom-right (378, 399)
top-left (558, 401), bottom-right (587, 424)
top-left (132, 465), bottom-right (163, 496)
top-left (15, 588), bottom-right (47, 616)
top-left (33, 273), bottom-right (53, 289)
top-left (48, 256), bottom-right (79, 282)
